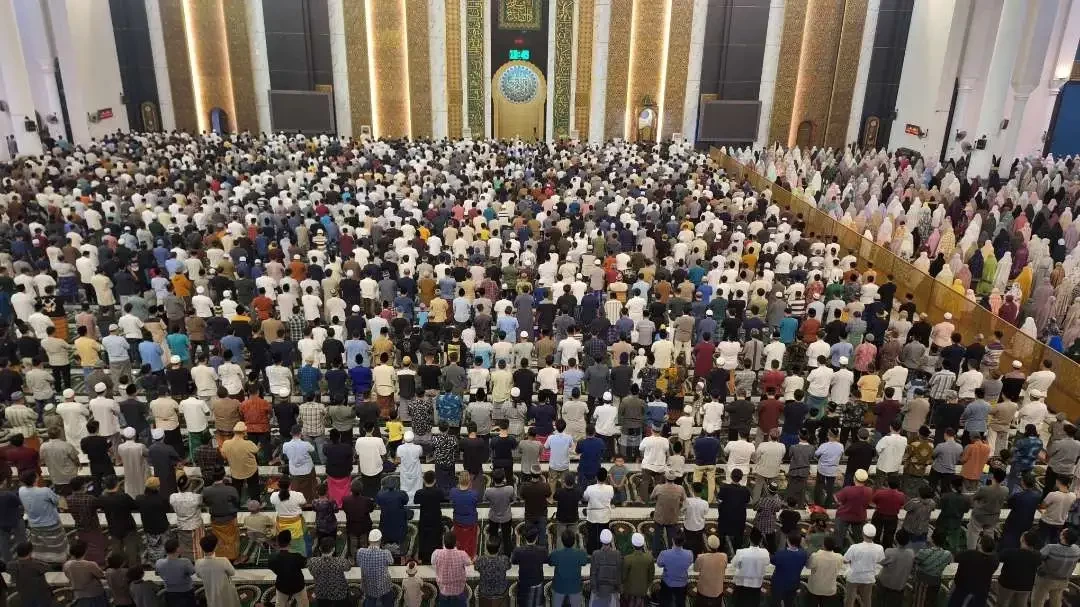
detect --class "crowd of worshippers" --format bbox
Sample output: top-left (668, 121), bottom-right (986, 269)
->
top-left (0, 132), bottom-right (1075, 607)
top-left (732, 144), bottom-right (1080, 362)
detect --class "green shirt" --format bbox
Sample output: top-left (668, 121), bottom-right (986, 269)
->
top-left (914, 546), bottom-right (953, 579)
top-left (621, 550), bottom-right (655, 596)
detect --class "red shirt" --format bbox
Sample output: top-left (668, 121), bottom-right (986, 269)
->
top-left (835, 485), bottom-right (873, 522)
top-left (239, 396), bottom-right (272, 433)
top-left (871, 488), bottom-right (906, 517)
top-left (4, 445), bottom-right (39, 474)
top-left (693, 341), bottom-right (716, 376)
top-left (761, 370), bottom-right (786, 394)
top-left (252, 295), bottom-right (274, 321)
top-left (801, 318), bottom-right (821, 343)
top-left (757, 399), bottom-right (784, 433)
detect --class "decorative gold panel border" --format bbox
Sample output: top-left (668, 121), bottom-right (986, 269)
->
top-left (465, 0), bottom-right (486, 136)
top-left (159, 0), bottom-right (198, 132)
top-left (223, 0), bottom-right (257, 133)
top-left (406, 0), bottom-right (432, 138)
top-left (370, 0), bottom-right (410, 138)
top-left (186, 0), bottom-right (235, 131)
top-left (552, 0), bottom-right (575, 138)
top-left (788, 0), bottom-right (844, 147)
top-left (573, 0), bottom-right (594, 139)
top-left (445, 0), bottom-right (464, 138)
top-left (626, 0), bottom-right (666, 141)
top-left (823, 0), bottom-right (868, 148)
top-left (343, 0), bottom-right (373, 134)
top-left (768, 0), bottom-right (808, 145)
top-left (603, 1), bottom-right (633, 141)
top-left (661, 0), bottom-right (693, 139)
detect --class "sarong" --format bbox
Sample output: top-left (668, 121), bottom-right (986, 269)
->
top-left (52, 317), bottom-right (69, 341)
top-left (143, 531), bottom-right (170, 563)
top-left (376, 395), bottom-right (395, 418)
top-left (77, 528), bottom-right (108, 565)
top-left (453, 522), bottom-right (478, 558)
top-left (176, 527), bottom-right (206, 562)
top-left (292, 470), bottom-right (317, 502)
top-left (327, 476), bottom-right (351, 507)
top-left (28, 523), bottom-right (69, 564)
top-left (211, 519), bottom-right (240, 560)
top-left (276, 515), bottom-right (308, 555)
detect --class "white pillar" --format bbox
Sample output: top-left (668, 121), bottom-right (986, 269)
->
top-left (967, 0), bottom-right (1029, 177)
top-left (756, 0), bottom-right (785, 148)
top-left (681, 0), bottom-right (708, 144)
top-left (0, 0), bottom-right (44, 156)
top-left (545, 0), bottom-right (557, 141)
top-left (328, 0), bottom-right (351, 137)
top-left (845, 0), bottom-right (881, 146)
top-left (246, 0), bottom-right (272, 134)
top-left (890, 0), bottom-right (971, 158)
top-left (1000, 0), bottom-right (1060, 164)
top-left (145, 0), bottom-right (175, 131)
top-left (48, 0), bottom-right (129, 143)
top-left (428, 0), bottom-right (448, 139)
top-left (588, 0), bottom-right (611, 145)
top-left (12, 0), bottom-right (66, 141)
top-left (945, 77), bottom-right (978, 159)
top-left (0, 67), bottom-right (15, 161)
top-left (943, 0), bottom-right (1001, 160)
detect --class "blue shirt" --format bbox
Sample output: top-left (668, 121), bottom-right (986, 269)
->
top-left (297, 365), bottom-right (321, 396)
top-left (345, 339), bottom-right (365, 368)
top-left (496, 316), bottom-right (519, 341)
top-left (449, 487), bottom-right (480, 525)
top-left (18, 486), bottom-right (60, 527)
top-left (282, 438), bottom-right (315, 475)
top-left (693, 436), bottom-right (721, 465)
top-left (778, 317), bottom-right (799, 344)
top-left (549, 548), bottom-right (590, 594)
top-left (830, 341), bottom-right (853, 367)
top-left (138, 341), bottom-right (164, 372)
top-left (166, 333), bottom-right (190, 362)
top-left (814, 441), bottom-right (844, 477)
top-left (770, 547), bottom-right (809, 592)
top-left (220, 335), bottom-right (245, 362)
top-left (575, 437), bottom-right (605, 477)
top-left (545, 432), bottom-right (574, 471)
top-left (436, 393), bottom-right (464, 424)
top-left (349, 366), bottom-right (372, 394)
top-left (562, 369), bottom-right (584, 396)
top-left (656, 547), bottom-right (694, 587)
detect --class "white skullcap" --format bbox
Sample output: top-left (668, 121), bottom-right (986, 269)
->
top-left (839, 356), bottom-right (849, 365)
top-left (603, 391), bottom-right (612, 401)
top-left (706, 310), bottom-right (713, 316)
top-left (716, 357), bottom-right (726, 366)
top-left (1012, 360), bottom-right (1023, 368)
top-left (683, 406), bottom-right (693, 414)
top-left (151, 428), bottom-right (165, 440)
top-left (520, 331), bottom-right (529, 338)
top-left (94, 382), bottom-right (107, 393)
top-left (511, 387), bottom-right (521, 397)
top-left (196, 286), bottom-right (205, 294)
top-left (404, 431), bottom-right (414, 442)
top-left (943, 312), bottom-right (952, 320)
top-left (631, 533), bottom-right (645, 547)
top-left (170, 355), bottom-right (181, 364)
top-left (352, 305), bottom-right (361, 312)
top-left (862, 524), bottom-right (877, 537)
top-left (122, 427), bottom-right (136, 439)
top-left (369, 529), bottom-right (382, 542)
top-left (600, 529), bottom-right (613, 544)
top-left (63, 388), bottom-right (75, 398)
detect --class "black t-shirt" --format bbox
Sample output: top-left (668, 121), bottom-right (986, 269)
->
top-left (554, 486), bottom-right (582, 523)
top-left (779, 509), bottom-right (802, 534)
top-left (268, 550), bottom-right (308, 594)
top-left (323, 442), bottom-right (355, 478)
top-left (490, 436), bottom-right (519, 464)
top-left (461, 437), bottom-right (490, 474)
top-left (413, 486), bottom-right (445, 528)
top-left (998, 548), bottom-right (1041, 591)
top-left (715, 483), bottom-right (751, 534)
top-left (274, 403), bottom-right (299, 436)
top-left (119, 399), bottom-right (149, 430)
top-left (81, 435), bottom-right (114, 476)
top-left (845, 441), bottom-right (875, 473)
top-left (418, 364), bottom-right (441, 391)
top-left (97, 491), bottom-right (138, 537)
top-left (135, 492), bottom-right (171, 535)
top-left (521, 481), bottom-right (552, 520)
top-left (511, 545), bottom-right (549, 586)
top-left (952, 550), bottom-right (999, 596)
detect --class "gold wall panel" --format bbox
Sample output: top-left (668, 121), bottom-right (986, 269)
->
top-left (406, 0), bottom-right (432, 138)
top-left (768, 0), bottom-right (807, 145)
top-left (661, 0), bottom-right (693, 139)
top-left (788, 0), bottom-right (844, 147)
top-left (370, 0), bottom-right (410, 138)
top-left (185, 0), bottom-right (235, 131)
top-left (552, 0), bottom-right (575, 138)
top-left (573, 0), bottom-right (594, 139)
top-left (445, 0), bottom-right (464, 137)
top-left (603, 1), bottom-right (633, 141)
top-left (343, 0), bottom-right (372, 134)
top-left (223, 0), bottom-right (258, 133)
top-left (823, 0), bottom-right (867, 148)
top-left (626, 0), bottom-right (666, 141)
top-left (159, 0), bottom-right (198, 132)
top-left (466, 0), bottom-right (486, 136)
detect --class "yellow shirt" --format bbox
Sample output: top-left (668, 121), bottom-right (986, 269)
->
top-left (74, 336), bottom-right (103, 367)
top-left (220, 437), bottom-right (259, 479)
top-left (386, 420), bottom-right (404, 442)
top-left (430, 298), bottom-right (449, 323)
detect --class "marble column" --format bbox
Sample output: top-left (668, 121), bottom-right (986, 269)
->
top-left (757, 0), bottom-right (785, 147)
top-left (246, 0), bottom-right (272, 134)
top-left (1000, 0), bottom-right (1059, 164)
top-left (428, 0), bottom-right (449, 139)
top-left (0, 0), bottom-right (44, 156)
top-left (845, 0), bottom-right (880, 146)
top-left (967, 0), bottom-right (1029, 177)
top-left (588, 0), bottom-right (611, 145)
top-left (681, 0), bottom-right (708, 144)
top-left (12, 0), bottom-right (66, 141)
top-left (145, 0), bottom-right (176, 131)
top-left (945, 77), bottom-right (978, 159)
top-left (328, 0), bottom-right (352, 137)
